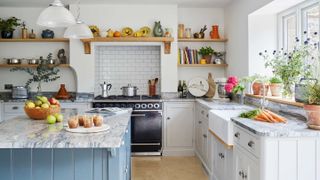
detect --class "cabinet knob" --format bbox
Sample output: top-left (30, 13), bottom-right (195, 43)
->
top-left (198, 121), bottom-right (202, 124)
top-left (234, 132), bottom-right (240, 138)
top-left (206, 114), bottom-right (208, 118)
top-left (239, 171), bottom-right (243, 176)
top-left (248, 141), bottom-right (255, 148)
top-left (167, 117), bottom-right (171, 120)
top-left (12, 106), bottom-right (19, 110)
top-left (244, 173), bottom-right (247, 179)
top-left (201, 110), bottom-right (204, 114)
top-left (203, 134), bottom-right (207, 138)
top-left (125, 129), bottom-right (129, 133)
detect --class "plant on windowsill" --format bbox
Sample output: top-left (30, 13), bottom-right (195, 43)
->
top-left (10, 53), bottom-right (60, 95)
top-left (198, 46), bottom-right (214, 64)
top-left (260, 31), bottom-right (319, 99)
top-left (304, 83), bottom-right (320, 130)
top-left (0, 17), bottom-right (21, 39)
top-left (269, 77), bottom-right (283, 97)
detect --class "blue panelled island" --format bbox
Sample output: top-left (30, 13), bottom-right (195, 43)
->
top-left (0, 109), bottom-right (132, 180)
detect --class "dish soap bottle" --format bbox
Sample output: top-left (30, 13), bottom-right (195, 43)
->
top-left (182, 80), bottom-right (188, 98)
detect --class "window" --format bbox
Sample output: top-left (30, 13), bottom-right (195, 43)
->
top-left (278, 0), bottom-right (320, 50)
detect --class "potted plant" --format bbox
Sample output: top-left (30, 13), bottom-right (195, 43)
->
top-left (0, 17), bottom-right (21, 38)
top-left (10, 53), bottom-right (60, 94)
top-left (199, 46), bottom-right (214, 64)
top-left (304, 83), bottom-right (320, 129)
top-left (269, 77), bottom-right (283, 96)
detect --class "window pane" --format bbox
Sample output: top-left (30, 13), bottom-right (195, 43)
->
top-left (284, 15), bottom-right (296, 51)
top-left (305, 5), bottom-right (319, 41)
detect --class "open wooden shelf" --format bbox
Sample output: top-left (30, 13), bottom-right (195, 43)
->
top-left (178, 64), bottom-right (228, 67)
top-left (80, 37), bottom-right (174, 54)
top-left (178, 38), bottom-right (228, 42)
top-left (0, 64), bottom-right (70, 68)
top-left (0, 38), bottom-right (69, 42)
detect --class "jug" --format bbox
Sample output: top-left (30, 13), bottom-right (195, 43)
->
top-left (100, 82), bottom-right (112, 98)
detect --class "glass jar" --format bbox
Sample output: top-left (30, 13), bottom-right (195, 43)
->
top-left (185, 28), bottom-right (192, 38)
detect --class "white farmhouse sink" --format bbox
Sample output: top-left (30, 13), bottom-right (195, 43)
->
top-left (209, 109), bottom-right (249, 146)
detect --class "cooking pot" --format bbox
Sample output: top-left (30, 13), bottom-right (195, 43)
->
top-left (27, 58), bottom-right (39, 65)
top-left (121, 84), bottom-right (138, 96)
top-left (295, 78), bottom-right (318, 103)
top-left (5, 58), bottom-right (21, 65)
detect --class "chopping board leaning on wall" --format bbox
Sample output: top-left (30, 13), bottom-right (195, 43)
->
top-left (205, 73), bottom-right (216, 98)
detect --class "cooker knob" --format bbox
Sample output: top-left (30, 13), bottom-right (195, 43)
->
top-left (121, 104), bottom-right (126, 108)
top-left (147, 103), bottom-right (153, 109)
top-left (95, 103), bottom-right (101, 108)
top-left (135, 104), bottom-right (141, 109)
top-left (141, 104), bottom-right (147, 109)
top-left (154, 103), bottom-right (160, 109)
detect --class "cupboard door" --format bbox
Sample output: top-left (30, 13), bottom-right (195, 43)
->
top-left (201, 116), bottom-right (209, 165)
top-left (165, 103), bottom-right (194, 148)
top-left (234, 147), bottom-right (247, 180)
top-left (195, 106), bottom-right (203, 155)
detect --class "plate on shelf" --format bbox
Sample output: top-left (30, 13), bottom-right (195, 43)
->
top-left (188, 77), bottom-right (209, 97)
top-left (65, 124), bottom-right (110, 133)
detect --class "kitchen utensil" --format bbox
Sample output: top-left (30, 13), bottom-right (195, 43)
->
top-left (295, 78), bottom-right (318, 103)
top-left (149, 84), bottom-right (156, 96)
top-left (57, 49), bottom-right (67, 64)
top-left (100, 82), bottom-right (112, 98)
top-left (188, 77), bottom-right (209, 97)
top-left (12, 86), bottom-right (28, 99)
top-left (155, 78), bottom-right (159, 84)
top-left (121, 84), bottom-right (138, 96)
top-left (6, 58), bottom-right (21, 65)
top-left (27, 58), bottom-right (39, 65)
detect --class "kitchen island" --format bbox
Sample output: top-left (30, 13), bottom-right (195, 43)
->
top-left (0, 109), bottom-right (132, 180)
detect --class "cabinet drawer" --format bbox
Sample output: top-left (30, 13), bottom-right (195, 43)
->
top-left (234, 126), bottom-right (260, 158)
top-left (4, 103), bottom-right (25, 114)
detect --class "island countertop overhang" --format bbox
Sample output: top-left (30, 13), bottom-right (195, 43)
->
top-left (0, 109), bottom-right (132, 149)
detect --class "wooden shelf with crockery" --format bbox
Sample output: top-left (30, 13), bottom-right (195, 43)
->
top-left (0, 38), bottom-right (69, 42)
top-left (178, 38), bottom-right (228, 42)
top-left (0, 64), bottom-right (70, 68)
top-left (177, 64), bottom-right (228, 67)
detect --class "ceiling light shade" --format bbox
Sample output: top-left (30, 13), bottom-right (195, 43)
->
top-left (37, 0), bottom-right (76, 28)
top-left (64, 20), bottom-right (93, 39)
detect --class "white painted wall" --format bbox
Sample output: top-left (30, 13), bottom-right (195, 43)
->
top-left (178, 7), bottom-right (226, 83)
top-left (69, 4), bottom-right (178, 93)
top-left (0, 7), bottom-right (76, 92)
top-left (224, 0), bottom-right (275, 77)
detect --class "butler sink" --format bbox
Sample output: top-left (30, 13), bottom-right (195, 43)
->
top-left (209, 109), bottom-right (251, 146)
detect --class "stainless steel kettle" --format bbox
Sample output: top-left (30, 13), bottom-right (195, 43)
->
top-left (100, 82), bottom-right (112, 98)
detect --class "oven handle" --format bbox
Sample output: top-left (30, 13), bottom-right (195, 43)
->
top-left (131, 143), bottom-right (161, 146)
top-left (131, 114), bottom-right (146, 117)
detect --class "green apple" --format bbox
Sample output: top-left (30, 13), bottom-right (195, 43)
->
top-left (25, 100), bottom-right (33, 105)
top-left (41, 103), bottom-right (50, 109)
top-left (26, 102), bottom-right (35, 108)
top-left (35, 100), bottom-right (42, 107)
top-left (54, 113), bottom-right (63, 122)
top-left (47, 115), bottom-right (56, 124)
top-left (37, 96), bottom-right (48, 103)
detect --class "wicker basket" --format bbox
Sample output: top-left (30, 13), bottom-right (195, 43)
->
top-left (24, 106), bottom-right (61, 120)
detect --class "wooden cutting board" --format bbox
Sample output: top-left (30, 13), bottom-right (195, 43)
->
top-left (205, 73), bottom-right (216, 98)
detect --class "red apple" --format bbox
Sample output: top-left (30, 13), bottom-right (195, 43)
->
top-left (49, 97), bottom-right (59, 105)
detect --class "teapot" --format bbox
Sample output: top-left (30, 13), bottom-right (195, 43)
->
top-left (100, 82), bottom-right (112, 98)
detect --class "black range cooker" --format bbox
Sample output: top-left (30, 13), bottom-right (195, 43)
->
top-left (93, 95), bottom-right (162, 156)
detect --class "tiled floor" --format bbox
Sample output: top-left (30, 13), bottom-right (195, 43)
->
top-left (132, 156), bottom-right (208, 180)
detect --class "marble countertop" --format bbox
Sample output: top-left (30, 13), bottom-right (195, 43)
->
top-left (0, 109), bottom-right (131, 149)
top-left (196, 99), bottom-right (320, 138)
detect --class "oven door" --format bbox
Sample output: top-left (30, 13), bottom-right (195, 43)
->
top-left (131, 110), bottom-right (162, 155)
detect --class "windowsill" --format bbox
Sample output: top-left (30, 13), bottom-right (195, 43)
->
top-left (245, 94), bottom-right (304, 107)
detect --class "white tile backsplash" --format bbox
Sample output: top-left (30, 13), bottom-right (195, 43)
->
top-left (95, 46), bottom-right (161, 96)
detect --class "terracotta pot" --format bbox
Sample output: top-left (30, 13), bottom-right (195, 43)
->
top-left (252, 82), bottom-right (269, 96)
top-left (203, 55), bottom-right (212, 64)
top-left (270, 83), bottom-right (282, 96)
top-left (304, 104), bottom-right (320, 126)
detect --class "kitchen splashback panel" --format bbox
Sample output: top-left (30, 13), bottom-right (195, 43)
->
top-left (95, 46), bottom-right (161, 96)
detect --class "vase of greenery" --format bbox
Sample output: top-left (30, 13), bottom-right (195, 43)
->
top-left (10, 53), bottom-right (60, 95)
top-left (0, 17), bottom-right (21, 39)
top-left (269, 77), bottom-right (283, 96)
top-left (304, 83), bottom-right (320, 129)
top-left (199, 46), bottom-right (214, 64)
top-left (261, 33), bottom-right (318, 99)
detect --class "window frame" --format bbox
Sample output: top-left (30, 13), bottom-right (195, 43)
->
top-left (278, 0), bottom-right (320, 50)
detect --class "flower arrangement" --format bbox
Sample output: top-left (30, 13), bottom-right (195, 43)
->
top-left (224, 76), bottom-right (244, 94)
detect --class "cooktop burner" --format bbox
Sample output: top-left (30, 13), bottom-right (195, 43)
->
top-left (94, 95), bottom-right (161, 101)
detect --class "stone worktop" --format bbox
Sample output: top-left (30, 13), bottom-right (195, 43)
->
top-left (0, 109), bottom-right (131, 148)
top-left (195, 98), bottom-right (320, 138)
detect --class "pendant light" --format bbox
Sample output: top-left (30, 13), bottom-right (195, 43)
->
top-left (64, 1), bottom-right (93, 39)
top-left (37, 0), bottom-right (76, 28)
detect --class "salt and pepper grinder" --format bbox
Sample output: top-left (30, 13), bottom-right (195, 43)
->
top-left (21, 22), bottom-right (28, 39)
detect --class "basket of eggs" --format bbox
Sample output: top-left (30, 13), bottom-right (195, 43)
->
top-left (24, 96), bottom-right (61, 120)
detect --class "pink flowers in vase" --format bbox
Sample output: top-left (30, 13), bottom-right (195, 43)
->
top-left (225, 76), bottom-right (238, 93)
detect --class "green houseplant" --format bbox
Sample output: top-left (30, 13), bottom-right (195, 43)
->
top-left (199, 46), bottom-right (214, 64)
top-left (304, 83), bottom-right (320, 129)
top-left (10, 53), bottom-right (60, 94)
top-left (269, 77), bottom-right (283, 96)
top-left (0, 17), bottom-right (21, 38)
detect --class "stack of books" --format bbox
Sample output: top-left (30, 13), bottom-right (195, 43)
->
top-left (178, 47), bottom-right (200, 64)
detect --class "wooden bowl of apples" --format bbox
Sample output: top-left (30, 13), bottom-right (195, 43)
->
top-left (24, 96), bottom-right (61, 120)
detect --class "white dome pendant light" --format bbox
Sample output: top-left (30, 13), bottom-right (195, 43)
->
top-left (37, 0), bottom-right (76, 28)
top-left (64, 1), bottom-right (93, 39)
